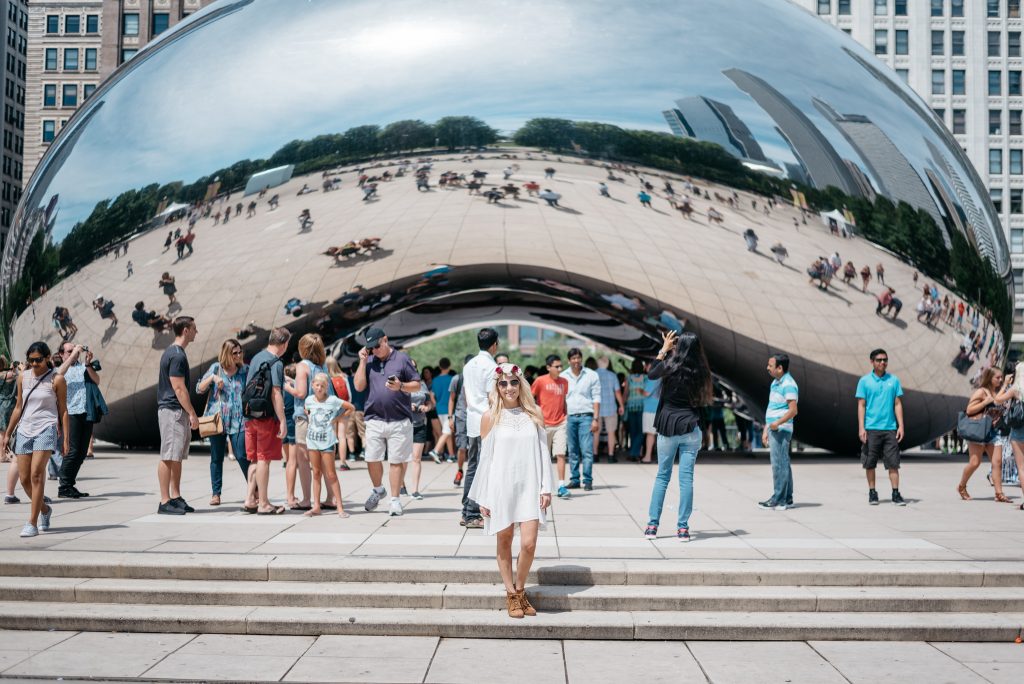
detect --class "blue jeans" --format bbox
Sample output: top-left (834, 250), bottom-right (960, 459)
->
top-left (209, 430), bottom-right (249, 496)
top-left (647, 428), bottom-right (702, 529)
top-left (567, 414), bottom-right (595, 485)
top-left (768, 430), bottom-right (793, 505)
top-left (627, 410), bottom-right (643, 457)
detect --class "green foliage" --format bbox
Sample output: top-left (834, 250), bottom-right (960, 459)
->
top-left (379, 119), bottom-right (435, 153)
top-left (433, 116), bottom-right (499, 151)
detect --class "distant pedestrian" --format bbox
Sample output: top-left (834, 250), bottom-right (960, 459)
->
top-left (538, 189), bottom-right (561, 208)
top-left (126, 261), bottom-right (133, 278)
top-left (598, 182), bottom-right (611, 198)
top-left (856, 349), bottom-right (906, 506)
top-left (759, 353), bottom-right (798, 511)
top-left (159, 273), bottom-right (177, 306)
top-left (544, 167), bottom-right (556, 179)
top-left (637, 190), bottom-right (652, 208)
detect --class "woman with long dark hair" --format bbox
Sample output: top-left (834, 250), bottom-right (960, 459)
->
top-left (643, 331), bottom-right (712, 541)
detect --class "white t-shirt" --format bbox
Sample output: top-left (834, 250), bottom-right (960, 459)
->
top-left (304, 395), bottom-right (343, 450)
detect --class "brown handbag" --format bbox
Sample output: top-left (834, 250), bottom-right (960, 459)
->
top-left (198, 412), bottom-right (223, 438)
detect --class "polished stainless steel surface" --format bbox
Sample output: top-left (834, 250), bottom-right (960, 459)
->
top-left (0, 0), bottom-right (1011, 449)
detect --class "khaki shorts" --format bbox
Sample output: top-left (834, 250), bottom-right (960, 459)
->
top-left (545, 422), bottom-right (567, 457)
top-left (601, 415), bottom-right (617, 438)
top-left (642, 412), bottom-right (657, 435)
top-left (158, 407), bottom-right (190, 462)
top-left (364, 418), bottom-right (413, 464)
top-left (345, 411), bottom-right (366, 441)
top-left (440, 413), bottom-right (452, 435)
top-left (294, 416), bottom-right (309, 446)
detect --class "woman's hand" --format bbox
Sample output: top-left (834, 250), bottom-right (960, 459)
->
top-left (540, 493), bottom-right (552, 512)
top-left (480, 506), bottom-right (491, 518)
top-left (659, 330), bottom-right (677, 356)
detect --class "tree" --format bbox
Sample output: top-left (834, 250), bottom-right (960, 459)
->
top-left (433, 116), bottom-right (499, 151)
top-left (513, 118), bottom-right (577, 151)
top-left (378, 119), bottom-right (434, 153)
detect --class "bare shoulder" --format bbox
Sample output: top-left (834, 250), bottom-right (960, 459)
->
top-left (481, 412), bottom-right (494, 436)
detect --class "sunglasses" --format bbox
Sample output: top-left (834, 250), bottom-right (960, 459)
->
top-left (874, 358), bottom-right (889, 363)
top-left (26, 356), bottom-right (45, 364)
top-left (231, 349), bottom-right (243, 355)
top-left (498, 379), bottom-right (520, 388)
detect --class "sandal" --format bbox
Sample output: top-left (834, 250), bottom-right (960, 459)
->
top-left (241, 505), bottom-right (258, 514)
top-left (958, 484), bottom-right (971, 501)
top-left (994, 493), bottom-right (1013, 503)
top-left (257, 505), bottom-right (285, 515)
top-left (289, 504), bottom-right (312, 511)
top-left (209, 495), bottom-right (221, 506)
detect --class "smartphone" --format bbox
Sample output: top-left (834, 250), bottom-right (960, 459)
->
top-left (387, 374), bottom-right (399, 384)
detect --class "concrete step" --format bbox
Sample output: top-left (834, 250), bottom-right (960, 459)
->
top-left (0, 601), bottom-right (1019, 641)
top-left (2, 577), bottom-right (1023, 613)
top-left (1, 552), bottom-right (1021, 587)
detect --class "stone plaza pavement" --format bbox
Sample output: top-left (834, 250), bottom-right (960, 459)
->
top-left (1, 446), bottom-right (1021, 561)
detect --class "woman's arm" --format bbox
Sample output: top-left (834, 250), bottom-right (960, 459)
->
top-left (480, 411), bottom-right (493, 439)
top-left (196, 364), bottom-right (218, 394)
top-left (1, 371), bottom-right (24, 444)
top-left (54, 374), bottom-right (70, 455)
top-left (285, 363), bottom-right (307, 398)
top-left (965, 389), bottom-right (991, 417)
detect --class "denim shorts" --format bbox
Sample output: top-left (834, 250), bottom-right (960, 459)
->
top-left (1009, 426), bottom-right (1024, 443)
top-left (14, 424), bottom-right (59, 454)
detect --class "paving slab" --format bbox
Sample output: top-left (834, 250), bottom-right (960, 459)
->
top-left (809, 641), bottom-right (990, 683)
top-left (285, 655), bottom-right (433, 683)
top-left (176, 633), bottom-right (317, 657)
top-left (425, 638), bottom-right (565, 684)
top-left (563, 640), bottom-right (705, 684)
top-left (144, 652), bottom-right (301, 681)
top-left (686, 641), bottom-right (847, 684)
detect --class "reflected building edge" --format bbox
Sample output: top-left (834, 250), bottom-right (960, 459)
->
top-left (0, 0), bottom-right (1012, 451)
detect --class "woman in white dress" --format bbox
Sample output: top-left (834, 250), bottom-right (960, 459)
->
top-left (469, 362), bottom-right (553, 618)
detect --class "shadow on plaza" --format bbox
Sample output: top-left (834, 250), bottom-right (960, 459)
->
top-left (44, 524), bottom-right (128, 534)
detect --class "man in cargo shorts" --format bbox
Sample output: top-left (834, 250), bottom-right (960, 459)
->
top-left (532, 354), bottom-right (570, 499)
top-left (243, 326), bottom-right (290, 514)
top-left (856, 348), bottom-right (906, 507)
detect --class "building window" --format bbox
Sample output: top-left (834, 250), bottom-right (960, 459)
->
top-left (83, 83), bottom-right (96, 100)
top-left (42, 120), bottom-right (54, 143)
top-left (992, 188), bottom-right (1003, 212)
top-left (990, 70), bottom-right (1002, 96)
top-left (1013, 228), bottom-right (1024, 253)
top-left (123, 13), bottom-right (139, 37)
top-left (1015, 268), bottom-right (1024, 288)
top-left (62, 49), bottom-right (78, 71)
top-left (951, 0), bottom-right (964, 16)
top-left (817, 0), bottom-right (830, 13)
top-left (952, 70), bottom-right (966, 95)
top-left (1013, 0), bottom-right (1022, 19)
top-left (894, 0), bottom-right (907, 15)
top-left (1013, 189), bottom-right (1023, 213)
top-left (951, 31), bottom-right (964, 56)
top-left (989, 31), bottom-right (1001, 57)
top-left (931, 0), bottom-right (944, 17)
top-left (989, 0), bottom-right (1001, 17)
top-left (42, 84), bottom-right (55, 107)
top-left (61, 84), bottom-right (76, 107)
top-left (45, 15), bottom-right (58, 34)
top-left (991, 149), bottom-right (1004, 174)
top-left (895, 30), bottom-right (909, 55)
top-left (874, 30), bottom-right (888, 55)
top-left (152, 13), bottom-right (170, 35)
top-left (933, 70), bottom-right (946, 95)
top-left (1011, 32), bottom-right (1022, 57)
top-left (1012, 110), bottom-right (1023, 135)
top-left (875, 0), bottom-right (887, 14)
top-left (933, 108), bottom-right (946, 122)
top-left (952, 109), bottom-right (966, 133)
top-left (86, 14), bottom-right (98, 34)
top-left (991, 109), bottom-right (1003, 134)
top-left (1012, 149), bottom-right (1023, 174)
top-left (838, 0), bottom-right (851, 14)
top-left (121, 48), bottom-right (138, 63)
top-left (44, 48), bottom-right (57, 71)
top-left (84, 48), bottom-right (96, 71)
top-left (1012, 71), bottom-right (1023, 96)
top-left (932, 31), bottom-right (944, 56)
top-left (896, 68), bottom-right (909, 83)
top-left (65, 15), bottom-right (80, 34)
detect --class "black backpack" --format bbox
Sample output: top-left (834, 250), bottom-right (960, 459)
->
top-left (241, 361), bottom-right (275, 419)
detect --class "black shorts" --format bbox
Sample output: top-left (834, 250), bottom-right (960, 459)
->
top-left (861, 430), bottom-right (900, 470)
top-left (413, 423), bottom-right (429, 444)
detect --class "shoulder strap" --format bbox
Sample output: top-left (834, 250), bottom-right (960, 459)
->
top-left (22, 369), bottom-right (54, 407)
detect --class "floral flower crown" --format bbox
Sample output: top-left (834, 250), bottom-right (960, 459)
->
top-left (494, 363), bottom-right (521, 377)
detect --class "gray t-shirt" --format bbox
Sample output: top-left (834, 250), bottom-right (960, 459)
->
top-left (247, 349), bottom-right (284, 393)
top-left (157, 345), bottom-right (189, 410)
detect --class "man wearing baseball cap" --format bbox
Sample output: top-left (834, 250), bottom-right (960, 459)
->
top-left (352, 327), bottom-right (421, 517)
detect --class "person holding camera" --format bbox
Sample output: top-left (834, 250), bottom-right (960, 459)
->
top-left (352, 327), bottom-right (421, 517)
top-left (55, 342), bottom-right (101, 499)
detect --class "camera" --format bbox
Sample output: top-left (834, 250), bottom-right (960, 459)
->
top-left (80, 345), bottom-right (89, 353)
top-left (89, 359), bottom-right (102, 372)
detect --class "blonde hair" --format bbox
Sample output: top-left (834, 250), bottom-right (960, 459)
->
top-left (217, 338), bottom-right (242, 369)
top-left (311, 372), bottom-right (330, 388)
top-left (487, 371), bottom-right (544, 429)
top-left (325, 356), bottom-right (343, 377)
top-left (297, 333), bottom-right (326, 365)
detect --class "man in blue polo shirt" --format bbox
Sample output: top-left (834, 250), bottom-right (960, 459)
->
top-left (855, 348), bottom-right (906, 506)
top-left (759, 353), bottom-right (798, 511)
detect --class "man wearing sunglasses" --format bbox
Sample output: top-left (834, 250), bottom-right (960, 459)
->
top-left (856, 348), bottom-right (906, 506)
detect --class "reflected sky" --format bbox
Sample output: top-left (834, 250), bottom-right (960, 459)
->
top-left (22, 0), bottom-right (1004, 271)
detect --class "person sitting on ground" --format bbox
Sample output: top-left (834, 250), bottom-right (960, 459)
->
top-left (485, 188), bottom-right (504, 204)
top-left (359, 237), bottom-right (381, 252)
top-left (132, 302), bottom-right (170, 331)
top-left (501, 184), bottom-right (520, 198)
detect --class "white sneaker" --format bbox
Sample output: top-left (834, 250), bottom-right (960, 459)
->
top-left (39, 506), bottom-right (52, 532)
top-left (20, 524), bottom-right (37, 538)
top-left (774, 503), bottom-right (790, 511)
top-left (388, 499), bottom-right (403, 517)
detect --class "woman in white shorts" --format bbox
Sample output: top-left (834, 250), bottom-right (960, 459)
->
top-left (0, 342), bottom-right (69, 538)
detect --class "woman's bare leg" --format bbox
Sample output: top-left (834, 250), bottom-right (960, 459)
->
top-left (515, 520), bottom-right (539, 591)
top-left (496, 525), bottom-right (515, 592)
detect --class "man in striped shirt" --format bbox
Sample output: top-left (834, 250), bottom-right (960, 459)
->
top-left (759, 353), bottom-right (798, 511)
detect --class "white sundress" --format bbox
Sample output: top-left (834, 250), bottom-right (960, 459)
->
top-left (469, 407), bottom-right (554, 535)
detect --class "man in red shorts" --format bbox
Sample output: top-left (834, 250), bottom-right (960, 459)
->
top-left (243, 327), bottom-right (291, 514)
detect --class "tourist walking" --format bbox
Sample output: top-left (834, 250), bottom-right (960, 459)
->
top-left (196, 339), bottom-right (249, 506)
top-left (644, 331), bottom-right (713, 541)
top-left (469, 363), bottom-right (553, 618)
top-left (156, 318), bottom-right (199, 515)
top-left (303, 373), bottom-right (353, 517)
top-left (0, 343), bottom-right (67, 537)
top-left (55, 343), bottom-right (99, 499)
top-left (352, 328), bottom-right (421, 517)
top-left (625, 359), bottom-right (646, 461)
top-left (758, 353), bottom-right (798, 510)
top-left (958, 367), bottom-right (1015, 502)
top-left (531, 354), bottom-right (570, 498)
top-left (594, 357), bottom-right (624, 464)
top-left (460, 328), bottom-right (500, 527)
top-left (856, 349), bottom-right (906, 506)
top-left (242, 327), bottom-right (290, 515)
top-left (564, 348), bottom-right (601, 491)
top-left (1003, 363), bottom-right (1024, 508)
top-left (159, 273), bottom-right (177, 306)
top-left (429, 358), bottom-right (455, 463)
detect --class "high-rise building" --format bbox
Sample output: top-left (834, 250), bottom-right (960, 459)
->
top-left (663, 96), bottom-right (769, 162)
top-left (795, 0), bottom-right (1024, 340)
top-left (0, 0), bottom-right (28, 247)
top-left (22, 1), bottom-right (212, 193)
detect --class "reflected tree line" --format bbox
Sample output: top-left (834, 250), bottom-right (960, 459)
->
top-left (2, 115), bottom-right (1011, 337)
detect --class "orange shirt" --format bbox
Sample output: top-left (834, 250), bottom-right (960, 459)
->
top-left (531, 373), bottom-right (568, 426)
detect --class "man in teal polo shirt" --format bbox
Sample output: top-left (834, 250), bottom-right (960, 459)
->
top-left (855, 348), bottom-right (906, 506)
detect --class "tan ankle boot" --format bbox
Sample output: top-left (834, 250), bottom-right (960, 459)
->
top-left (517, 589), bottom-right (536, 616)
top-left (506, 590), bottom-right (524, 618)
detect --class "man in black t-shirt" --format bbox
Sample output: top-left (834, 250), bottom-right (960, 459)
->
top-left (156, 316), bottom-right (199, 515)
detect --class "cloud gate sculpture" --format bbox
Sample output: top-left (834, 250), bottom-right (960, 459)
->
top-left (0, 0), bottom-right (1012, 451)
